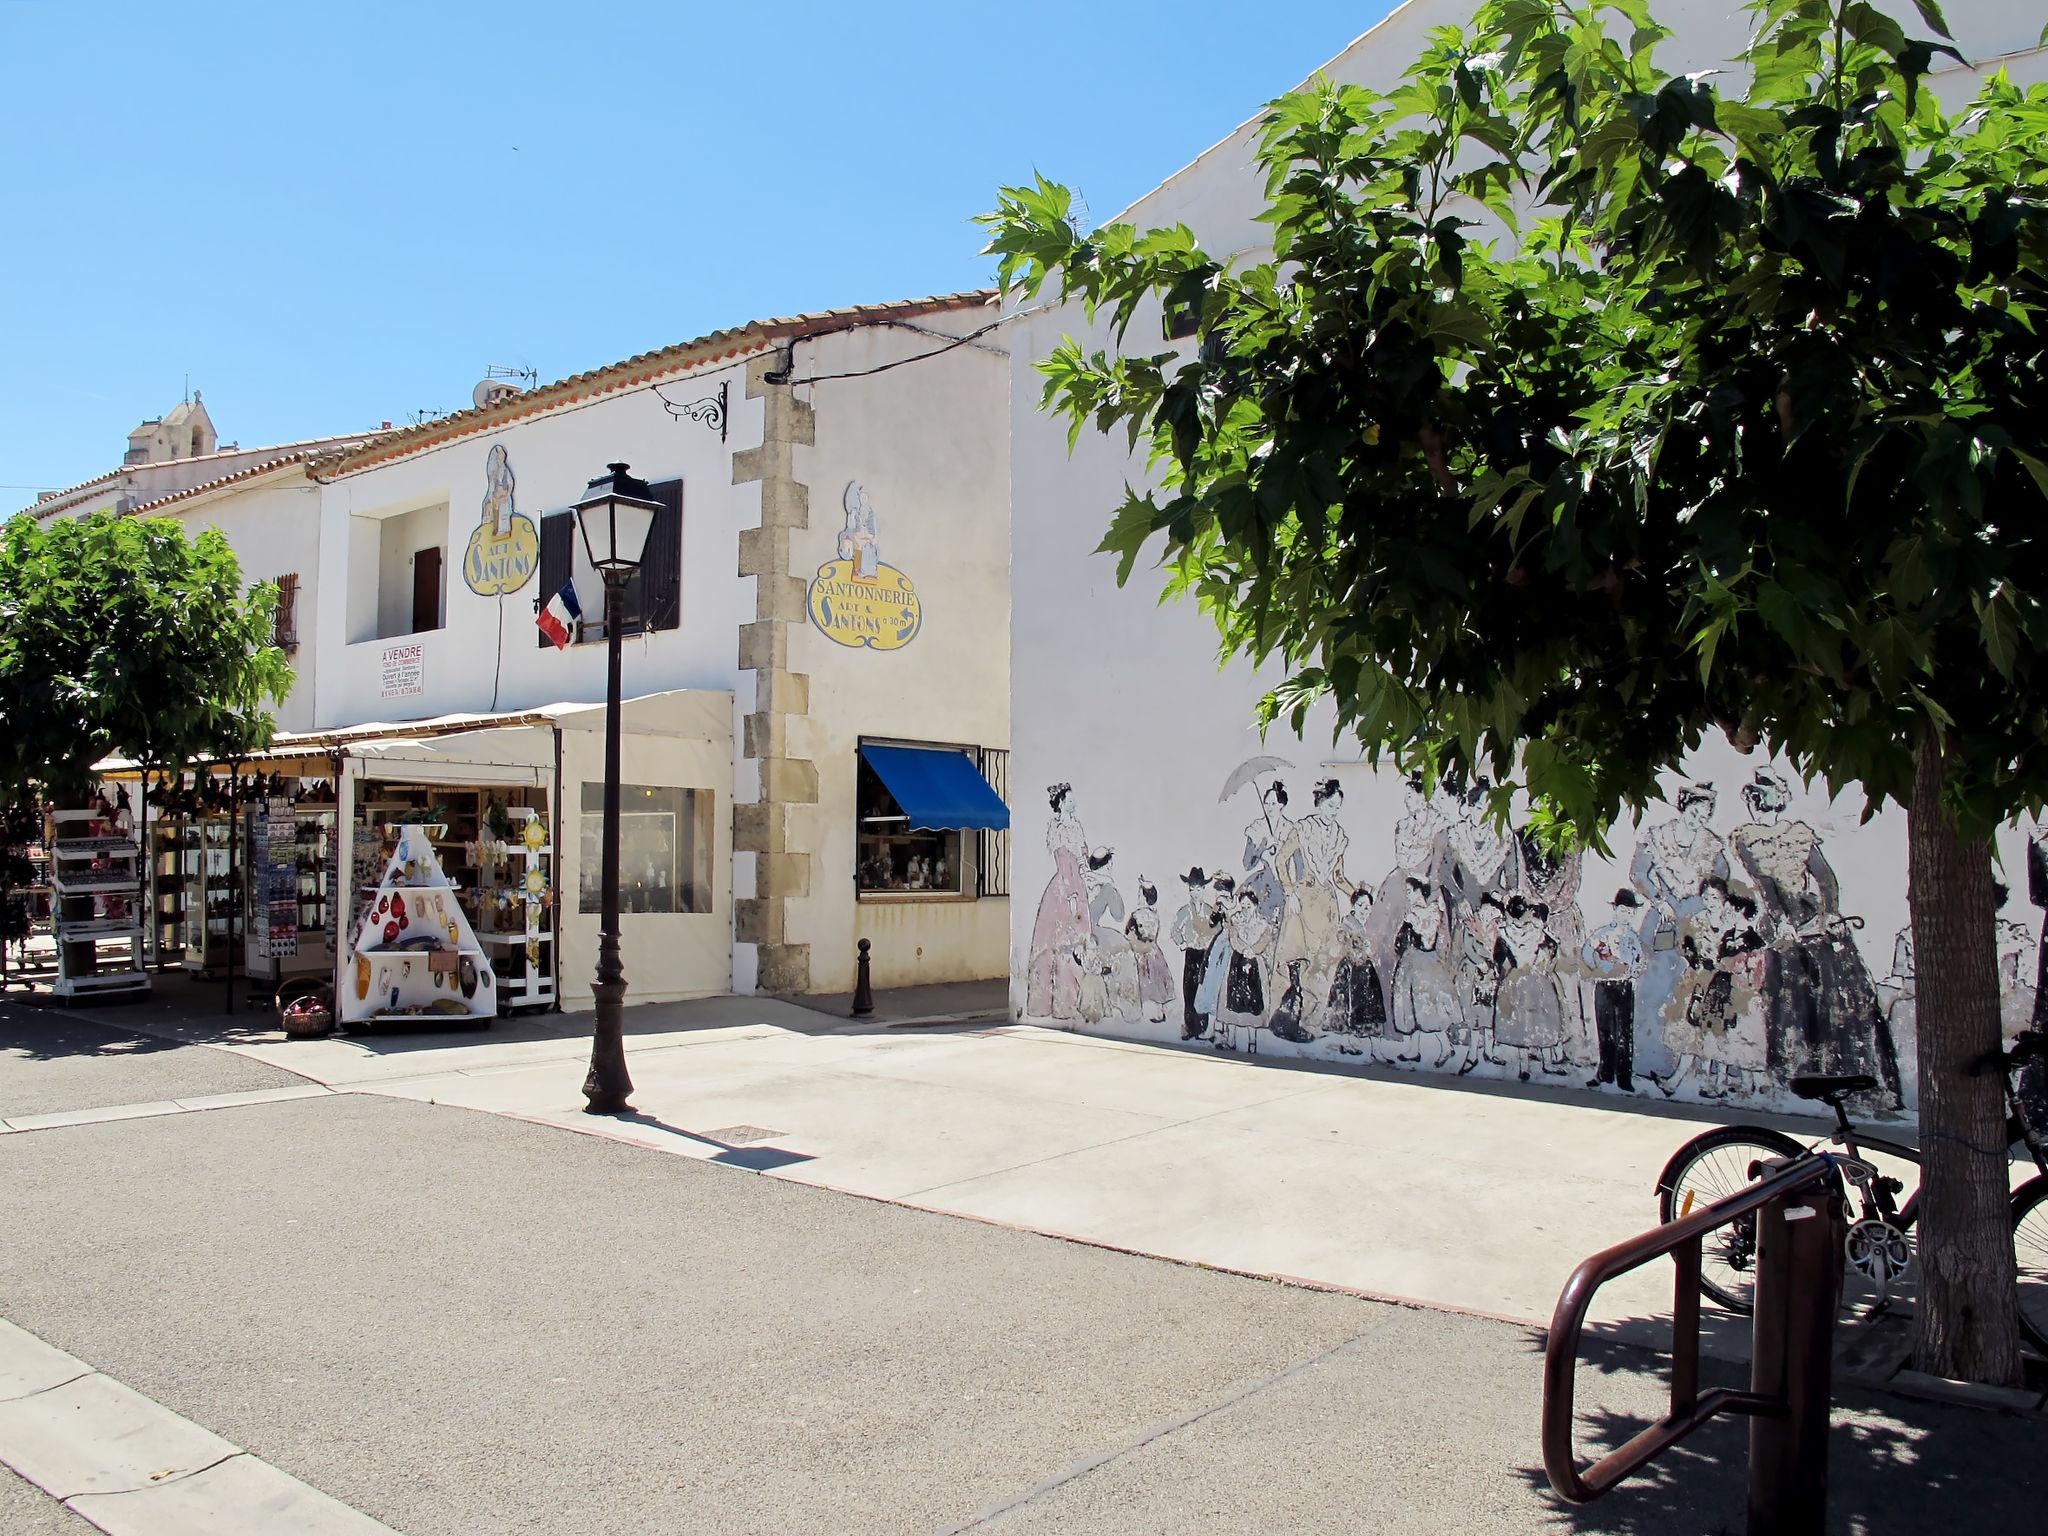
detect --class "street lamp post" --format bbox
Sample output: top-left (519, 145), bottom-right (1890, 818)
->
top-left (572, 462), bottom-right (658, 1115)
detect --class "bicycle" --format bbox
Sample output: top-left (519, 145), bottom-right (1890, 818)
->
top-left (1655, 1032), bottom-right (2048, 1353)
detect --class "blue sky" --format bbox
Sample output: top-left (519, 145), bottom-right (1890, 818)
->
top-left (1, 2), bottom-right (1395, 499)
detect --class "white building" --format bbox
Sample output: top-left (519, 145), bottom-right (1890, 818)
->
top-left (293, 291), bottom-right (1013, 1005)
top-left (1005, 0), bottom-right (2048, 1118)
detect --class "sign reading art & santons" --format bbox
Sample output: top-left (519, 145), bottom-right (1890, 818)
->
top-left (462, 443), bottom-right (540, 596)
top-left (807, 481), bottom-right (921, 651)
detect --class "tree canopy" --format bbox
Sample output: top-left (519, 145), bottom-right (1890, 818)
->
top-left (983, 0), bottom-right (2048, 848)
top-left (0, 510), bottom-right (294, 804)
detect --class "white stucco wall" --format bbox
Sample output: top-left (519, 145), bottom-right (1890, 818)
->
top-left (780, 320), bottom-right (1012, 994)
top-left (1007, 0), bottom-right (2047, 1119)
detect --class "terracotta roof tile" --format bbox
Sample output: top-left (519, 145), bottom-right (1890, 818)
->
top-left (320, 289), bottom-right (997, 477)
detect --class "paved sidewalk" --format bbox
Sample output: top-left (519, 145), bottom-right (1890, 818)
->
top-left (10, 986), bottom-right (1834, 1343)
top-left (0, 1083), bottom-right (2038, 1536)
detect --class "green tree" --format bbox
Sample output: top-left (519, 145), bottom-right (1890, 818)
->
top-left (0, 509), bottom-right (293, 803)
top-left (983, 0), bottom-right (2048, 1382)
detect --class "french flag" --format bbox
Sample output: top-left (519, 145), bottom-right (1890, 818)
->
top-left (536, 581), bottom-right (581, 649)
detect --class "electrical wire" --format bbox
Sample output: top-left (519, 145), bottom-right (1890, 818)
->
top-left (765, 314), bottom-right (1012, 388)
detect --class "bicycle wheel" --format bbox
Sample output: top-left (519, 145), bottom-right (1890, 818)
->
top-left (1656, 1126), bottom-right (1806, 1313)
top-left (2011, 1175), bottom-right (2048, 1355)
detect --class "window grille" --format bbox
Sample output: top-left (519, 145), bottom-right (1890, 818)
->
top-left (977, 747), bottom-right (1011, 897)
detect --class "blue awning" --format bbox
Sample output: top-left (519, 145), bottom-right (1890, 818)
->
top-left (861, 744), bottom-right (1010, 832)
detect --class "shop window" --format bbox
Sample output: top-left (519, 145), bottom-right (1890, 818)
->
top-left (855, 742), bottom-right (1010, 899)
top-left (578, 783), bottom-right (713, 914)
top-left (535, 480), bottom-right (683, 647)
top-left (272, 573), bottom-right (299, 652)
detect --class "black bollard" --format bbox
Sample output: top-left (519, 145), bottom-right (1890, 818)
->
top-left (851, 937), bottom-right (875, 1017)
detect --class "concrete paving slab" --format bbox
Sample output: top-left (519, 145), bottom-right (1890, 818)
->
top-left (3, 1102), bottom-right (188, 1133)
top-left (68, 1451), bottom-right (398, 1535)
top-left (0, 1373), bottom-right (235, 1499)
top-left (0, 1320), bottom-right (90, 1403)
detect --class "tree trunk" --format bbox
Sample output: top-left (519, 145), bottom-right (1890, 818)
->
top-left (1908, 732), bottom-right (2023, 1385)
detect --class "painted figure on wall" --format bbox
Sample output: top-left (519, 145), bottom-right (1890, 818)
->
top-left (1241, 781), bottom-right (1293, 922)
top-left (1025, 783), bottom-right (1091, 1023)
top-left (1216, 891), bottom-right (1275, 1053)
top-left (1494, 896), bottom-right (1571, 1081)
top-left (837, 481), bottom-right (882, 579)
top-left (1728, 768), bottom-right (1902, 1103)
top-left (1170, 867), bottom-right (1223, 1040)
top-left (1367, 773), bottom-right (1451, 999)
top-left (1630, 782), bottom-right (1730, 1090)
top-left (1582, 889), bottom-right (1645, 1092)
top-left (1326, 888), bottom-right (1388, 1054)
top-left (1659, 877), bottom-right (1770, 1100)
top-left (1084, 846), bottom-right (1144, 1025)
top-left (1390, 878), bottom-right (1460, 1067)
top-left (1274, 778), bottom-right (1353, 1028)
top-left (1127, 877), bottom-right (1175, 1025)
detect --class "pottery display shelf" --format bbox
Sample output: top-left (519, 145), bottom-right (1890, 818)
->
top-left (339, 824), bottom-right (495, 1029)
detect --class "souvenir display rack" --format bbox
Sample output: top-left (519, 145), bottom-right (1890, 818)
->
top-left (352, 783), bottom-right (556, 1016)
top-left (46, 809), bottom-right (149, 1000)
top-left (475, 805), bottom-right (556, 1011)
top-left (148, 816), bottom-right (185, 965)
top-left (340, 824), bottom-right (495, 1028)
top-left (177, 815), bottom-right (236, 975)
top-left (241, 801), bottom-right (338, 983)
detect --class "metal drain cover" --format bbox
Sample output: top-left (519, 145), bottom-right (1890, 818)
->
top-left (703, 1125), bottom-right (787, 1145)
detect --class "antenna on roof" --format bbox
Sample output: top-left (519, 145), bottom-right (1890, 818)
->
top-left (472, 364), bottom-right (536, 411)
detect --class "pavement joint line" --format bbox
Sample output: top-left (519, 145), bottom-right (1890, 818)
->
top-left (0, 1369), bottom-right (92, 1407)
top-left (0, 1084), bottom-right (338, 1134)
top-left (932, 1307), bottom-right (1411, 1535)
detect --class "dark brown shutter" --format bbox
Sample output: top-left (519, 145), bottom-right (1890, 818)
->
top-left (411, 547), bottom-right (442, 633)
top-left (536, 512), bottom-right (573, 647)
top-left (273, 573), bottom-right (299, 651)
top-left (642, 479), bottom-right (683, 632)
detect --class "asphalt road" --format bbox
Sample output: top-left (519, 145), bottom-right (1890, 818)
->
top-left (0, 1007), bottom-right (306, 1120)
top-left (0, 1031), bottom-right (2040, 1534)
top-left (0, 1465), bottom-right (94, 1533)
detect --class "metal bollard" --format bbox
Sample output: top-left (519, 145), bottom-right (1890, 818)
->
top-left (851, 937), bottom-right (874, 1017)
top-left (1746, 1184), bottom-right (1846, 1536)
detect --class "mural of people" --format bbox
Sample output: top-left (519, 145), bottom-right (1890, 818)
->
top-left (1019, 758), bottom-right (1955, 1121)
top-left (1630, 782), bottom-right (1730, 1087)
top-left (1326, 888), bottom-right (1389, 1055)
top-left (1025, 784), bottom-right (1091, 1023)
top-left (1126, 877), bottom-right (1175, 1025)
top-left (1994, 880), bottom-right (2038, 1046)
top-left (1582, 889), bottom-right (1645, 1092)
top-left (1170, 867), bottom-right (1223, 1040)
top-left (1729, 768), bottom-right (1902, 1103)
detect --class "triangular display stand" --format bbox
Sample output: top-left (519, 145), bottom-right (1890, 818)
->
top-left (339, 825), bottom-right (495, 1027)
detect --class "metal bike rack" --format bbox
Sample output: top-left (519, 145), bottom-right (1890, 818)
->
top-left (1542, 1156), bottom-right (1848, 1536)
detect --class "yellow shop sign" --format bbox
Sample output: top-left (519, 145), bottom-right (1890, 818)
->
top-left (807, 559), bottom-right (922, 650)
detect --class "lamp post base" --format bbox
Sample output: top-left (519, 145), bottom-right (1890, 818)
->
top-left (583, 977), bottom-right (634, 1115)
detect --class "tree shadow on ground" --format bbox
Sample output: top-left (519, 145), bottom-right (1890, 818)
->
top-left (0, 1008), bottom-right (179, 1064)
top-left (1523, 1321), bottom-right (2045, 1534)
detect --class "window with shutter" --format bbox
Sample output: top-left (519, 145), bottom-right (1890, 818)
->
top-left (536, 511), bottom-right (574, 648)
top-left (272, 574), bottom-right (299, 652)
top-left (642, 479), bottom-right (684, 633)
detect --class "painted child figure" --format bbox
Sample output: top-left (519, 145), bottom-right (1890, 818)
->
top-left (1170, 867), bottom-right (1224, 1040)
top-left (1215, 890), bottom-right (1276, 1054)
top-left (1325, 887), bottom-right (1389, 1056)
top-left (1125, 878), bottom-right (1175, 1025)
